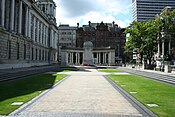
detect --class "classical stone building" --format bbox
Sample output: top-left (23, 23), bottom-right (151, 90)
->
top-left (61, 43), bottom-right (115, 66)
top-left (0, 0), bottom-right (58, 69)
top-left (76, 21), bottom-right (126, 63)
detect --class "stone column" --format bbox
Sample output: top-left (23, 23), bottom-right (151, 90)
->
top-left (18, 0), bottom-right (22, 34)
top-left (25, 6), bottom-right (29, 37)
top-left (1, 0), bottom-right (5, 27)
top-left (104, 53), bottom-right (106, 63)
top-left (66, 52), bottom-right (68, 65)
top-left (40, 23), bottom-right (43, 43)
top-left (33, 16), bottom-right (36, 41)
top-left (168, 39), bottom-right (171, 55)
top-left (28, 8), bottom-right (31, 38)
top-left (69, 53), bottom-right (72, 63)
top-left (103, 53), bottom-right (105, 64)
top-left (75, 53), bottom-right (78, 64)
top-left (78, 53), bottom-right (80, 64)
top-left (158, 42), bottom-right (160, 57)
top-left (37, 20), bottom-right (40, 42)
top-left (108, 52), bottom-right (111, 65)
top-left (10, 0), bottom-right (15, 31)
top-left (162, 40), bottom-right (164, 57)
top-left (43, 25), bottom-right (45, 45)
top-left (99, 53), bottom-right (101, 64)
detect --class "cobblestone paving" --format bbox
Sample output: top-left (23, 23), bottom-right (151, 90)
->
top-left (6, 69), bottom-right (143, 117)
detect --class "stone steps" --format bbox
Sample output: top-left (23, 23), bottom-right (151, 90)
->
top-left (0, 66), bottom-right (59, 82)
top-left (118, 68), bottom-right (175, 85)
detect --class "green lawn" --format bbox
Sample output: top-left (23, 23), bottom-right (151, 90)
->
top-left (100, 69), bottom-right (121, 73)
top-left (0, 73), bottom-right (67, 115)
top-left (109, 74), bottom-right (175, 117)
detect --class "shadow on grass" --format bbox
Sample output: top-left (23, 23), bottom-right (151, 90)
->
top-left (53, 67), bottom-right (79, 72)
top-left (0, 73), bottom-right (57, 102)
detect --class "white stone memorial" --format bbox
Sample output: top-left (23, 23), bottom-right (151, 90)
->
top-left (83, 41), bottom-right (93, 65)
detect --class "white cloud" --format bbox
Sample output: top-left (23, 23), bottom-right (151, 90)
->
top-left (55, 0), bottom-right (132, 28)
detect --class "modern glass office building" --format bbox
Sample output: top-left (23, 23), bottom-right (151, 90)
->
top-left (132, 0), bottom-right (175, 21)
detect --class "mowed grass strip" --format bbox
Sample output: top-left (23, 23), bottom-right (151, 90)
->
top-left (100, 69), bottom-right (121, 73)
top-left (109, 74), bottom-right (175, 117)
top-left (0, 73), bottom-right (67, 115)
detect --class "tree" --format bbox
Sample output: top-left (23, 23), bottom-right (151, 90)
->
top-left (143, 20), bottom-right (160, 64)
top-left (125, 21), bottom-right (148, 64)
top-left (125, 8), bottom-right (175, 66)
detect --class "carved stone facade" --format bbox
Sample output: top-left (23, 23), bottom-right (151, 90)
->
top-left (61, 46), bottom-right (115, 66)
top-left (76, 21), bottom-right (126, 62)
top-left (0, 0), bottom-right (58, 69)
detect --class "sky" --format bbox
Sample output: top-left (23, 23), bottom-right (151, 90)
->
top-left (55, 0), bottom-right (132, 28)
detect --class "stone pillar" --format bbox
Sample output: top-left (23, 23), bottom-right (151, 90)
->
top-left (99, 53), bottom-right (101, 64)
top-left (162, 40), bottom-right (164, 56)
top-left (18, 0), bottom-right (22, 34)
top-left (28, 8), bottom-right (31, 38)
top-left (66, 52), bottom-right (68, 65)
top-left (37, 20), bottom-right (40, 42)
top-left (158, 41), bottom-right (160, 57)
top-left (104, 53), bottom-right (106, 63)
top-left (33, 16), bottom-right (36, 41)
top-left (10, 0), bottom-right (15, 31)
top-left (78, 53), bottom-right (80, 64)
top-left (75, 53), bottom-right (78, 64)
top-left (25, 6), bottom-right (29, 37)
top-left (102, 52), bottom-right (105, 64)
top-left (169, 39), bottom-right (171, 55)
top-left (108, 52), bottom-right (111, 65)
top-left (40, 23), bottom-right (43, 43)
top-left (69, 53), bottom-right (72, 63)
top-left (43, 25), bottom-right (45, 45)
top-left (69, 52), bottom-right (72, 64)
top-left (1, 0), bottom-right (5, 27)
top-left (83, 42), bottom-right (93, 65)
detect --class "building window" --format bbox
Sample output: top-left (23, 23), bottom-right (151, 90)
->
top-left (42, 50), bottom-right (44, 60)
top-left (39, 49), bottom-right (41, 60)
top-left (17, 43), bottom-right (19, 59)
top-left (36, 48), bottom-right (37, 60)
top-left (8, 40), bottom-right (11, 59)
top-left (24, 44), bottom-right (26, 60)
top-left (32, 48), bottom-right (33, 60)
top-left (45, 51), bottom-right (47, 61)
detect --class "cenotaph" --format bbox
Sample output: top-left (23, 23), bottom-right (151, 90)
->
top-left (83, 41), bottom-right (93, 65)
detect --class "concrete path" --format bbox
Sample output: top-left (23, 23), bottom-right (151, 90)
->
top-left (13, 69), bottom-right (142, 117)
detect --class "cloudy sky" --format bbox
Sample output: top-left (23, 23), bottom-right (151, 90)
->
top-left (55, 0), bottom-right (132, 28)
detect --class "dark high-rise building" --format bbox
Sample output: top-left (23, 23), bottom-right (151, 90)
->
top-left (132, 0), bottom-right (175, 21)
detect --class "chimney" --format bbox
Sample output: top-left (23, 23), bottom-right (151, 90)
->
top-left (88, 21), bottom-right (91, 27)
top-left (77, 23), bottom-right (79, 28)
top-left (112, 21), bottom-right (115, 27)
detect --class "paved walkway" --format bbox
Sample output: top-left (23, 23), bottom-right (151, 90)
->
top-left (11, 69), bottom-right (143, 117)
